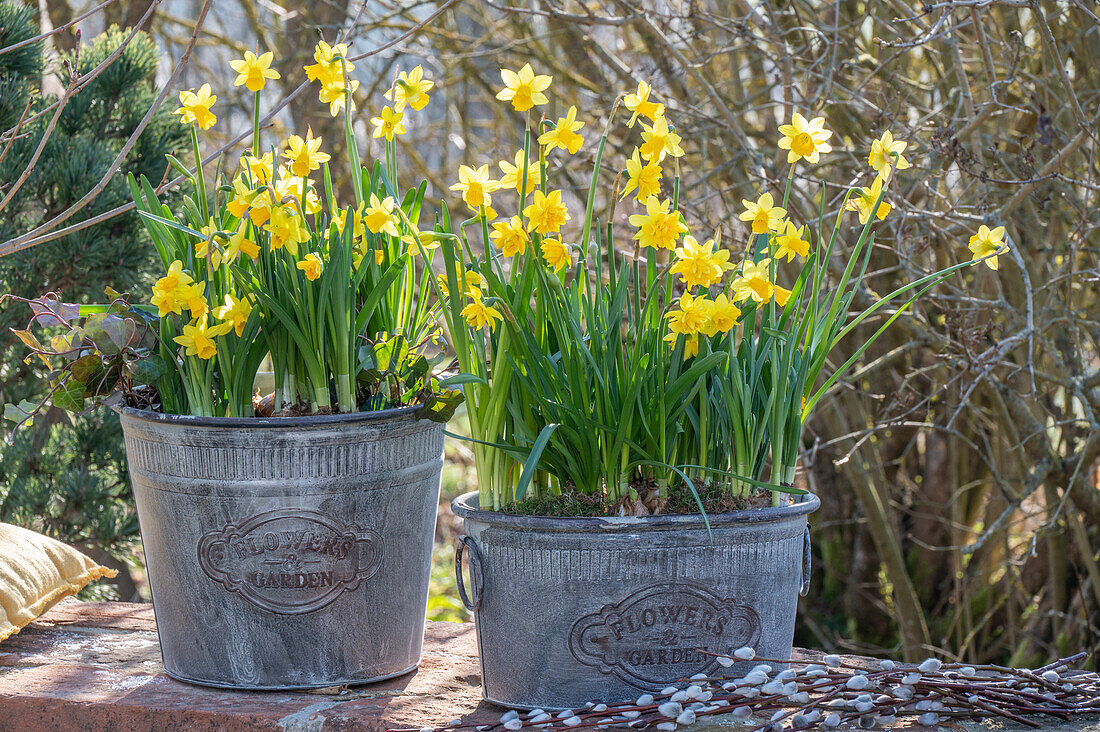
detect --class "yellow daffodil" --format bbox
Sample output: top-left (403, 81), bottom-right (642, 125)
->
top-left (196, 219), bottom-right (227, 270)
top-left (731, 259), bottom-right (776, 304)
top-left (846, 177), bottom-right (891, 224)
top-left (185, 281), bottom-right (209, 319)
top-left (230, 50), bottom-right (279, 92)
top-left (174, 318), bottom-right (233, 360)
top-left (639, 116), bottom-right (684, 163)
top-left (385, 65), bottom-right (433, 111)
top-left (226, 176), bottom-right (259, 219)
top-left (227, 226), bottom-right (259, 261)
top-left (282, 128), bottom-right (330, 177)
top-left (265, 205), bottom-right (309, 256)
top-left (304, 41), bottom-right (352, 82)
top-left (708, 294), bottom-right (741, 333)
top-left (666, 292), bottom-right (713, 335)
top-left (684, 334), bottom-right (700, 359)
top-left (624, 81), bottom-right (665, 127)
top-left (334, 203), bottom-right (366, 242)
top-left (538, 105), bottom-right (584, 154)
top-left (213, 293), bottom-right (253, 337)
top-left (497, 149), bottom-right (543, 195)
top-left (352, 242), bottom-right (371, 269)
top-left (305, 41), bottom-right (354, 88)
top-left (194, 217), bottom-right (220, 253)
top-left (496, 63), bottom-right (552, 112)
top-left (670, 234), bottom-right (734, 289)
top-left (363, 194), bottom-right (401, 237)
top-left (541, 238), bottom-right (571, 273)
top-left (274, 173), bottom-right (322, 215)
top-left (774, 220), bottom-right (810, 262)
top-left (621, 148), bottom-right (662, 202)
top-left (450, 164), bottom-right (499, 210)
top-left (370, 106), bottom-right (406, 141)
top-left (240, 152), bottom-right (274, 185)
top-left (739, 192), bottom-right (786, 235)
top-left (174, 84), bottom-right (217, 130)
top-left (628, 196), bottom-right (688, 250)
top-left (968, 225), bottom-right (1007, 270)
top-left (524, 189), bottom-right (570, 235)
top-left (472, 203), bottom-right (497, 221)
top-left (868, 131), bottom-right (910, 182)
top-left (151, 261), bottom-right (198, 318)
top-left (305, 42), bottom-right (358, 116)
top-left (461, 290), bottom-right (503, 330)
top-left (663, 330), bottom-right (701, 359)
top-left (777, 112), bottom-right (832, 165)
top-left (438, 270), bottom-right (484, 299)
top-left (491, 216), bottom-right (529, 257)
top-left (402, 228), bottom-right (442, 256)
top-left (318, 76), bottom-right (358, 116)
top-left (246, 188), bottom-right (273, 226)
top-left (297, 252), bottom-right (323, 280)
top-left (355, 246), bottom-right (374, 267)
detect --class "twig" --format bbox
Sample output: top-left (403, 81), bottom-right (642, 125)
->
top-left (0, 0), bottom-right (117, 56)
top-left (389, 652), bottom-right (1100, 732)
top-left (0, 47), bottom-right (81, 212)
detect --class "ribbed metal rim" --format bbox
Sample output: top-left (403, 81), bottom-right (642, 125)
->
top-left (451, 490), bottom-right (819, 531)
top-left (117, 403), bottom-right (424, 429)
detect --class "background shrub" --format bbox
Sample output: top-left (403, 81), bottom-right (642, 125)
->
top-left (0, 0), bottom-right (187, 598)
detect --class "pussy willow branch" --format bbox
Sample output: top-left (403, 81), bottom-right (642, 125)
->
top-left (390, 652), bottom-right (1099, 732)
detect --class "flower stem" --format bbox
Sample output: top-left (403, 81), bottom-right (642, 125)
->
top-left (190, 125), bottom-right (208, 222)
top-left (252, 90), bottom-right (261, 154)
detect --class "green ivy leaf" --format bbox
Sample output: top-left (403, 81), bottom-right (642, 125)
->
top-left (3, 399), bottom-right (38, 426)
top-left (81, 313), bottom-right (136, 355)
top-left (372, 333), bottom-right (410, 373)
top-left (51, 378), bottom-right (85, 413)
top-left (417, 389), bottom-right (464, 423)
top-left (50, 333), bottom-right (73, 354)
top-left (357, 368), bottom-right (384, 388)
top-left (131, 354), bottom-right (168, 385)
top-left (70, 353), bottom-right (101, 385)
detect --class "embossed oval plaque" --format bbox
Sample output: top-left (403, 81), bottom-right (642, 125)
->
top-left (197, 509), bottom-right (384, 614)
top-left (568, 582), bottom-right (761, 688)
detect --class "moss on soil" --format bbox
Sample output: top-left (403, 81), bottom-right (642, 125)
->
top-left (508, 480), bottom-right (776, 518)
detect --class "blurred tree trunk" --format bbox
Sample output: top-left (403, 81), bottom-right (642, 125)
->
top-left (39, 0), bottom-right (73, 54)
top-left (123, 0), bottom-right (158, 32)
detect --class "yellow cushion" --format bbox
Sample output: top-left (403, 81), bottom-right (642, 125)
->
top-left (0, 523), bottom-right (117, 642)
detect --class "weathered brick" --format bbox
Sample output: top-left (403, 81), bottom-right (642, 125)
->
top-left (0, 599), bottom-right (491, 732)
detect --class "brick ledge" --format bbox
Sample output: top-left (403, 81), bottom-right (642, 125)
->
top-left (0, 599), bottom-right (488, 731)
top-left (4, 600), bottom-right (1089, 731)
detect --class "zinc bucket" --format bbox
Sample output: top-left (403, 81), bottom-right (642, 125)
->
top-left (452, 491), bottom-right (819, 710)
top-left (119, 405), bottom-right (443, 690)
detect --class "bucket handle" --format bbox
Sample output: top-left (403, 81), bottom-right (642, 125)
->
top-left (799, 524), bottom-right (812, 597)
top-left (455, 534), bottom-right (484, 611)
